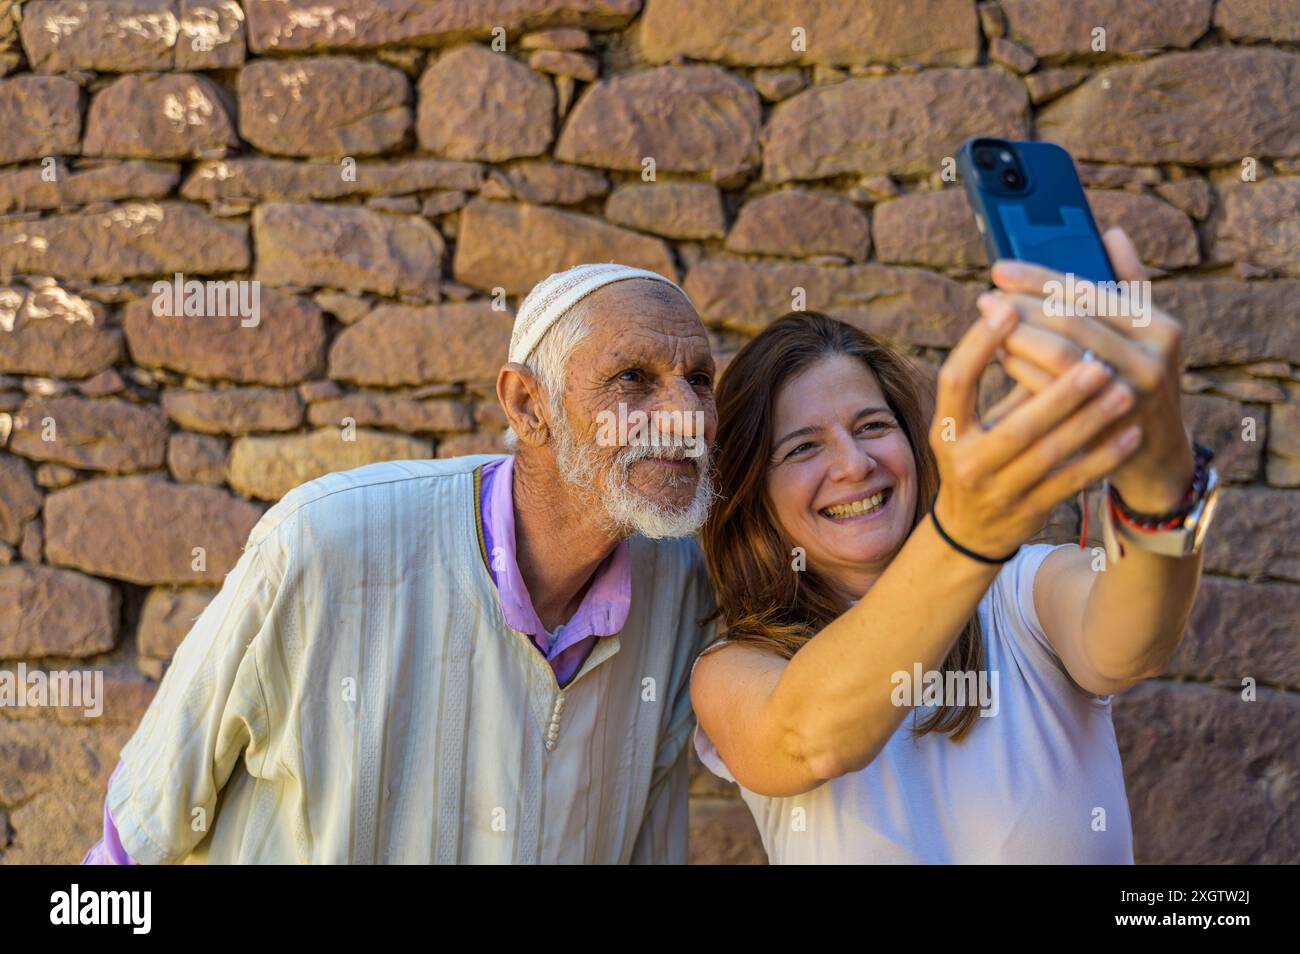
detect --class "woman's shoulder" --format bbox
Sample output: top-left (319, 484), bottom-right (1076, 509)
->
top-left (691, 634), bottom-right (784, 680)
top-left (689, 634), bottom-right (790, 788)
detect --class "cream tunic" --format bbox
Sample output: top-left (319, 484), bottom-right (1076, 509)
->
top-left (109, 454), bottom-right (715, 864)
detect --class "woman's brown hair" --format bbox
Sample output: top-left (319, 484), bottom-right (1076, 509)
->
top-left (701, 311), bottom-right (986, 741)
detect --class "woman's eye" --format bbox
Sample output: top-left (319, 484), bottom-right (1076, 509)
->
top-left (785, 442), bottom-right (814, 458)
top-left (857, 421), bottom-right (890, 435)
top-left (690, 373), bottom-right (713, 388)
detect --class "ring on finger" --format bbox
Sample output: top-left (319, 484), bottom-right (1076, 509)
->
top-left (1080, 348), bottom-right (1115, 379)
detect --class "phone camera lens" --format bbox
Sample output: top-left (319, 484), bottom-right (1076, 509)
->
top-left (974, 147), bottom-right (997, 169)
top-left (1001, 167), bottom-right (1023, 189)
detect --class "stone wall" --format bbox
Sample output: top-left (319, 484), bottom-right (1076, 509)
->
top-left (0, 0), bottom-right (1297, 865)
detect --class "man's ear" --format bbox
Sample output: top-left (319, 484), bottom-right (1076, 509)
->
top-left (497, 362), bottom-right (551, 446)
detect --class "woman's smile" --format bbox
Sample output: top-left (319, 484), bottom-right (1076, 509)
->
top-left (819, 486), bottom-right (893, 523)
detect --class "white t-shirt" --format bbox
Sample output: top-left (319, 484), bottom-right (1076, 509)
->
top-left (693, 543), bottom-right (1134, 864)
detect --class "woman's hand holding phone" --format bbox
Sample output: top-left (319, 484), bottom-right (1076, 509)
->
top-left (977, 226), bottom-right (1197, 515)
top-left (928, 295), bottom-right (1144, 559)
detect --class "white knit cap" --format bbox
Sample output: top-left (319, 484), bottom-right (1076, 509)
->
top-left (509, 263), bottom-right (687, 365)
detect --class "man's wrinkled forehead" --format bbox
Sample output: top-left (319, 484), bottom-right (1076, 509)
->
top-left (575, 280), bottom-right (713, 364)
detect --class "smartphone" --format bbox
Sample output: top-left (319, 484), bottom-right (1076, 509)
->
top-left (957, 137), bottom-right (1116, 283)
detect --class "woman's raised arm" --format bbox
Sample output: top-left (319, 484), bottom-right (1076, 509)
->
top-left (982, 227), bottom-right (1204, 697)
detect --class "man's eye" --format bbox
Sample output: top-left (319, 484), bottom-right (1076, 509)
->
top-left (618, 369), bottom-right (644, 383)
top-left (690, 373), bottom-right (713, 387)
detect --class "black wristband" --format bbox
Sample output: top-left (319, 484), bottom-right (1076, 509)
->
top-left (929, 491), bottom-right (1020, 565)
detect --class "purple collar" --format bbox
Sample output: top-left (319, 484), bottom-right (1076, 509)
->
top-left (479, 456), bottom-right (631, 663)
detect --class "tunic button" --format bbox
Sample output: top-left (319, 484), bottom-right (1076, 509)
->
top-left (544, 740), bottom-right (556, 751)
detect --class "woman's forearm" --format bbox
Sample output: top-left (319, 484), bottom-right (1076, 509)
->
top-left (1080, 444), bottom-right (1204, 685)
top-left (767, 517), bottom-right (1002, 781)
top-left (1081, 538), bottom-right (1203, 686)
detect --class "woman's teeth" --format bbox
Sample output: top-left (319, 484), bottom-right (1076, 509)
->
top-left (821, 489), bottom-right (888, 519)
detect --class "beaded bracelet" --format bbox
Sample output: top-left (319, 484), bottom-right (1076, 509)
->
top-left (1078, 441), bottom-right (1215, 547)
top-left (1111, 441), bottom-right (1215, 531)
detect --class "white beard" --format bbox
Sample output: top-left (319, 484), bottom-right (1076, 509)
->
top-left (550, 408), bottom-right (715, 539)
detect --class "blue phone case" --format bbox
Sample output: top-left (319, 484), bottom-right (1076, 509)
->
top-left (958, 138), bottom-right (1116, 283)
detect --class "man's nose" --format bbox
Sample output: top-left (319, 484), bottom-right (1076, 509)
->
top-left (645, 376), bottom-right (707, 415)
top-left (644, 377), bottom-right (711, 441)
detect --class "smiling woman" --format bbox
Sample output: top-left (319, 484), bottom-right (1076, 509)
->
top-left (691, 309), bottom-right (1161, 863)
top-left (701, 313), bottom-right (975, 738)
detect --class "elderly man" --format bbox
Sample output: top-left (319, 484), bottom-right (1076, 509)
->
top-left (82, 263), bottom-right (718, 864)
